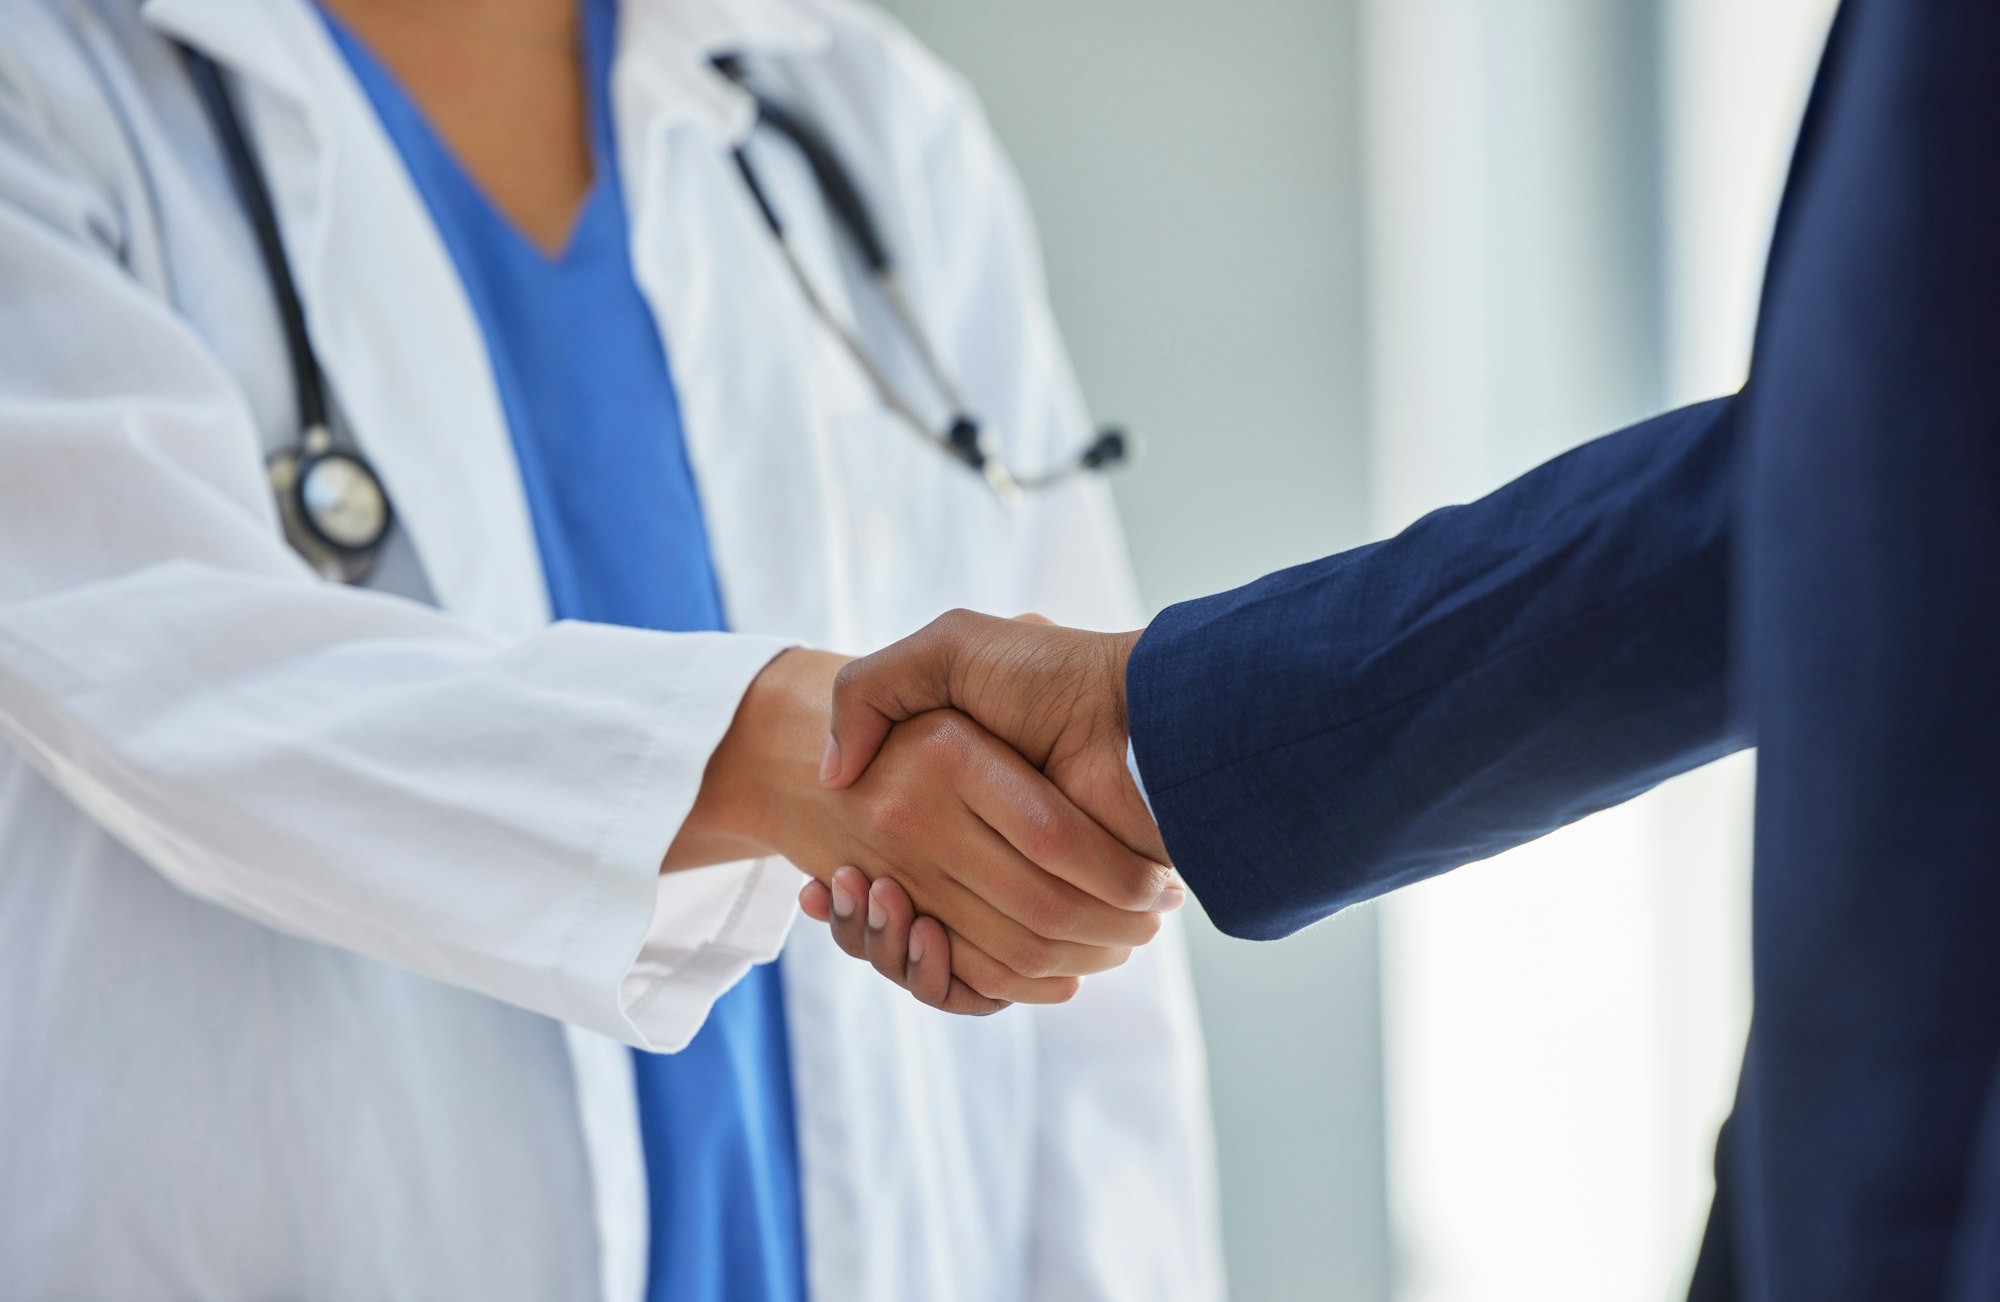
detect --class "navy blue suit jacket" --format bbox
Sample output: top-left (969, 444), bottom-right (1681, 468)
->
top-left (1126, 3), bottom-right (2000, 1297)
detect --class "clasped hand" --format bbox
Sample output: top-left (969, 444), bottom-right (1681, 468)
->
top-left (811, 611), bottom-right (1169, 1014)
top-left (665, 621), bottom-right (1170, 1016)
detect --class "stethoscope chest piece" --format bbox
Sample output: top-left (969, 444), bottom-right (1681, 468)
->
top-left (269, 424), bottom-right (392, 583)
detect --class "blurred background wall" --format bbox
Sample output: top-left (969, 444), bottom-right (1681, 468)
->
top-left (875, 1), bottom-right (1837, 1298)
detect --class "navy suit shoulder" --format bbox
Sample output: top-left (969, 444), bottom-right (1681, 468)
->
top-left (1127, 395), bottom-right (1746, 940)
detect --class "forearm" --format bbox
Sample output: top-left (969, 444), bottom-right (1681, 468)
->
top-left (1129, 395), bottom-right (1745, 938)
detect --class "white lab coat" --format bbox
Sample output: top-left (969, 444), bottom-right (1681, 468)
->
top-left (0, 0), bottom-right (1223, 1298)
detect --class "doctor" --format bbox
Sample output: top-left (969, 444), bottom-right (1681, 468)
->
top-left (0, 0), bottom-right (1219, 1299)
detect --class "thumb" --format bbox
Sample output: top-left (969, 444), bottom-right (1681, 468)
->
top-left (821, 628), bottom-right (960, 789)
top-left (820, 665), bottom-right (897, 790)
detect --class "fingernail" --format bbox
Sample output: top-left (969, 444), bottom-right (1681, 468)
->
top-left (1152, 880), bottom-right (1187, 914)
top-left (908, 929), bottom-right (927, 967)
top-left (867, 885), bottom-right (887, 931)
top-left (818, 736), bottom-right (841, 784)
top-left (831, 878), bottom-right (856, 920)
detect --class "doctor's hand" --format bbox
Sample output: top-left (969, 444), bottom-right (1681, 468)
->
top-left (666, 649), bottom-right (1170, 1011)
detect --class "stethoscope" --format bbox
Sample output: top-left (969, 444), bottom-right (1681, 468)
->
top-left (179, 45), bottom-right (1130, 585)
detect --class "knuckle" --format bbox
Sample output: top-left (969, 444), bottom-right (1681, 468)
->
top-left (1021, 885), bottom-right (1079, 942)
top-left (909, 711), bottom-right (972, 764)
top-left (829, 657), bottom-right (867, 701)
top-left (1016, 802), bottom-right (1077, 865)
top-left (1046, 976), bottom-right (1083, 1005)
top-left (959, 967), bottom-right (1016, 1004)
top-left (1098, 945), bottom-right (1136, 973)
top-left (1110, 859), bottom-right (1172, 911)
top-left (1001, 934), bottom-right (1061, 981)
top-left (863, 788), bottom-right (921, 841)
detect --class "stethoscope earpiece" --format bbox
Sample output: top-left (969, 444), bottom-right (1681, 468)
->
top-left (1080, 427), bottom-right (1129, 471)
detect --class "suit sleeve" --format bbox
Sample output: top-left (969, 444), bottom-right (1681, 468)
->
top-left (1128, 396), bottom-right (1745, 939)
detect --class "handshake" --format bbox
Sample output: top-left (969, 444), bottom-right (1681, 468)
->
top-left (666, 611), bottom-right (1178, 1016)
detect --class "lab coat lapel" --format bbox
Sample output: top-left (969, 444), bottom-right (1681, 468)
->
top-left (140, 0), bottom-right (551, 638)
top-left (612, 0), bottom-right (867, 652)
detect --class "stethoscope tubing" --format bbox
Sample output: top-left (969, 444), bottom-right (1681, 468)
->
top-left (718, 57), bottom-right (1127, 497)
top-left (180, 46), bottom-right (331, 441)
top-left (179, 42), bottom-right (1127, 581)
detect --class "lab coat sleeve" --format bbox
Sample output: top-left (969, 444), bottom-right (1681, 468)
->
top-left (0, 62), bottom-right (798, 1053)
top-left (884, 49), bottom-right (1226, 1298)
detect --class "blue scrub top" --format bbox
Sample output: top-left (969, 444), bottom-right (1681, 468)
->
top-left (321, 7), bottom-right (807, 1301)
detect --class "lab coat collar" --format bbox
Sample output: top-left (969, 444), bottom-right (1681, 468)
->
top-left (139, 0), bottom-right (310, 93)
top-left (142, 0), bottom-right (831, 141)
top-left (617, 0), bottom-right (832, 145)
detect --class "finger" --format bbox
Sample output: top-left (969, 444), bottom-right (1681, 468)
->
top-left (799, 878), bottom-right (833, 923)
top-left (956, 736), bottom-right (1180, 923)
top-left (905, 915), bottom-right (957, 1006)
top-left (834, 880), bottom-right (1021, 1014)
top-left (870, 713), bottom-right (1157, 964)
top-left (1012, 612), bottom-right (1054, 625)
top-left (863, 876), bottom-right (917, 990)
top-left (860, 878), bottom-right (958, 1009)
top-left (956, 810), bottom-right (1164, 950)
top-left (905, 913), bottom-right (1011, 1015)
top-left (936, 976), bottom-right (1013, 1016)
top-left (945, 926), bottom-right (1104, 1005)
top-left (918, 870), bottom-right (1135, 984)
top-left (823, 611), bottom-right (988, 790)
top-left (826, 865), bottom-right (870, 960)
top-left (822, 645), bottom-right (944, 790)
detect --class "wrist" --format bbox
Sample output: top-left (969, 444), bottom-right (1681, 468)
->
top-left (668, 648), bottom-right (847, 870)
top-left (1106, 627), bottom-right (1142, 745)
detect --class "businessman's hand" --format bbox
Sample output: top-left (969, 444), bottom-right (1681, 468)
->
top-left (668, 648), bottom-right (1166, 1009)
top-left (820, 611), bottom-right (1166, 864)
